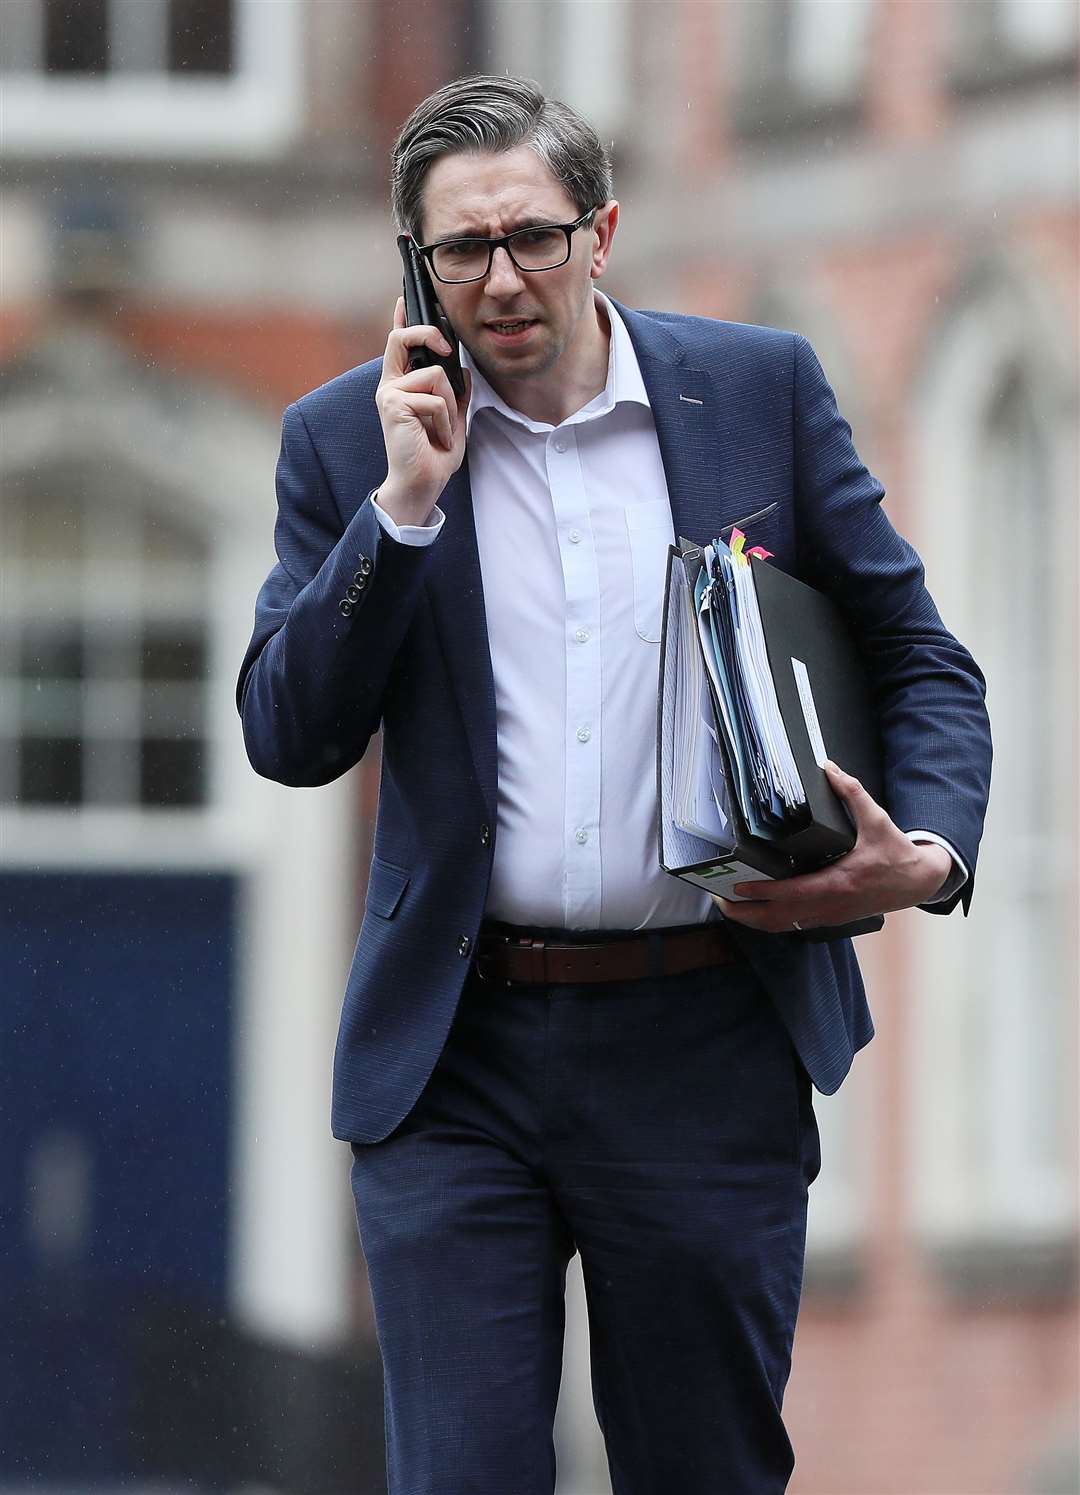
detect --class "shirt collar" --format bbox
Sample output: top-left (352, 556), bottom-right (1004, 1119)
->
top-left (462, 291), bottom-right (651, 436)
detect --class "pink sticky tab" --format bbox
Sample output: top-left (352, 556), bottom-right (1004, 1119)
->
top-left (746, 546), bottom-right (774, 560)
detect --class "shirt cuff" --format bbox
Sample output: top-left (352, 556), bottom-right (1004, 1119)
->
top-left (370, 490), bottom-right (445, 547)
top-left (907, 831), bottom-right (969, 904)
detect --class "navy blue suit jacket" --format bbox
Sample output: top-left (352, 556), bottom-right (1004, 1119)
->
top-left (238, 305), bottom-right (992, 1144)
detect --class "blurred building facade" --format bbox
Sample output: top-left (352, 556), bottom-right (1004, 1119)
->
top-left (1, 2), bottom-right (1076, 1491)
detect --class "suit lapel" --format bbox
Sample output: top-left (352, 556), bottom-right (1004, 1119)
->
top-left (616, 303), bottom-right (741, 545)
top-left (424, 458), bottom-right (499, 818)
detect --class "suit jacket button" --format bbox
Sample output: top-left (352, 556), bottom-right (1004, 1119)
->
top-left (346, 583), bottom-right (361, 602)
top-left (352, 571), bottom-right (369, 588)
top-left (358, 556), bottom-right (373, 576)
top-left (458, 936), bottom-right (471, 958)
top-left (480, 824), bottom-right (490, 847)
top-left (338, 599), bottom-right (353, 617)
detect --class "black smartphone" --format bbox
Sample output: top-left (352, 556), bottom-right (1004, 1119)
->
top-left (396, 234), bottom-right (465, 399)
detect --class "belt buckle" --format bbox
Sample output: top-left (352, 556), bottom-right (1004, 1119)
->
top-left (473, 934), bottom-right (505, 984)
top-left (475, 932), bottom-right (545, 985)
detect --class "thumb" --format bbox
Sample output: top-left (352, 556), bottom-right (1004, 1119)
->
top-left (824, 759), bottom-right (872, 815)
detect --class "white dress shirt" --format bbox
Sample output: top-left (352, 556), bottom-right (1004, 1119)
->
top-left (372, 293), bottom-right (966, 928)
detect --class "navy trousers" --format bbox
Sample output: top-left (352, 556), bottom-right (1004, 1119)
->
top-left (349, 956), bottom-right (821, 1495)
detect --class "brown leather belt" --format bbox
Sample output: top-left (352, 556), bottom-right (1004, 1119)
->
top-left (474, 921), bottom-right (739, 986)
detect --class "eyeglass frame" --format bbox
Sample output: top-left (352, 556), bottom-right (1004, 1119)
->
top-left (412, 207), bottom-right (601, 285)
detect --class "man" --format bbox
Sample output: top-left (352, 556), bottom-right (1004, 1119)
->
top-left (238, 75), bottom-right (991, 1495)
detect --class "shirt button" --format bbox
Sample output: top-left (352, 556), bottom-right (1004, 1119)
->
top-left (576, 726), bottom-right (591, 743)
top-left (553, 438), bottom-right (567, 453)
top-left (568, 529), bottom-right (581, 544)
top-left (480, 824), bottom-right (490, 847)
top-left (574, 628), bottom-right (590, 643)
top-left (458, 936), bottom-right (472, 958)
top-left (574, 828), bottom-right (588, 845)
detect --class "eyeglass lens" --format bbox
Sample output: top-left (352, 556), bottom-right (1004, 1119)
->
top-left (431, 226), bottom-right (570, 283)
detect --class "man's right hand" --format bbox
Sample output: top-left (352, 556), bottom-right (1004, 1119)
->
top-left (374, 296), bottom-right (472, 528)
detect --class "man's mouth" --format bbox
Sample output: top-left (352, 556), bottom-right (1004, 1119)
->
top-left (487, 318), bottom-right (539, 340)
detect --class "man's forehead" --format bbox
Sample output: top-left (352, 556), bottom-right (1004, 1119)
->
top-left (421, 146), bottom-right (577, 238)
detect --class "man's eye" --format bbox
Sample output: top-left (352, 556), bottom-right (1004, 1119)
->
top-left (515, 229), bottom-right (559, 248)
top-left (444, 240), bottom-right (479, 258)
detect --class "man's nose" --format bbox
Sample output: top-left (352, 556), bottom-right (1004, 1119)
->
top-left (484, 245), bottom-right (526, 296)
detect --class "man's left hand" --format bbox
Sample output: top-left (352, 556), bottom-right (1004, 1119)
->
top-left (713, 761), bottom-right (953, 934)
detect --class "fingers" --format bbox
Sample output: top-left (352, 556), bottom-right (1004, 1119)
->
top-left (713, 894), bottom-right (800, 934)
top-left (729, 858), bottom-right (851, 903)
top-left (825, 759), bottom-right (877, 813)
top-left (388, 361), bottom-right (460, 408)
top-left (714, 871), bottom-right (838, 932)
top-left (387, 390), bottom-right (455, 450)
top-left (381, 321), bottom-right (454, 382)
top-left (824, 760), bottom-right (861, 796)
top-left (377, 361), bottom-right (460, 436)
top-left (457, 366), bottom-right (472, 416)
top-left (714, 892), bottom-right (834, 935)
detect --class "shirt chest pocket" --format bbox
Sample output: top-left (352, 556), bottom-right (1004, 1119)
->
top-left (624, 500), bottom-right (674, 643)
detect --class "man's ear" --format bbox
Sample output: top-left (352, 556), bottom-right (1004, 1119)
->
top-left (590, 200), bottom-right (619, 280)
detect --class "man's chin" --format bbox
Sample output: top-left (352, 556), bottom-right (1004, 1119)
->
top-left (471, 330), bottom-right (560, 384)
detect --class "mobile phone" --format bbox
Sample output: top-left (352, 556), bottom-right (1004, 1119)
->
top-left (396, 234), bottom-right (465, 399)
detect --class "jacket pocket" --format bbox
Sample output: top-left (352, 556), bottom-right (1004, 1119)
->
top-left (364, 856), bottom-right (411, 919)
top-left (625, 500), bottom-right (675, 643)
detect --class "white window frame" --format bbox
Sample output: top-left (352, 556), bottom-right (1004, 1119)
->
top-left (484, 0), bottom-right (629, 136)
top-left (998, 0), bottom-right (1078, 55)
top-left (983, 0), bottom-right (1078, 58)
top-left (733, 0), bottom-right (873, 110)
top-left (0, 478), bottom-right (211, 810)
top-left (0, 0), bottom-right (302, 160)
top-left (909, 265), bottom-right (1078, 1254)
top-left (785, 0), bottom-right (874, 104)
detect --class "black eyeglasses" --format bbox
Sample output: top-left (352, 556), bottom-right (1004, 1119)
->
top-left (414, 208), bottom-right (599, 285)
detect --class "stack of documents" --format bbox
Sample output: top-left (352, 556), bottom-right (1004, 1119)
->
top-left (657, 531), bottom-right (885, 926)
top-left (669, 553), bottom-right (732, 844)
top-left (691, 531), bottom-right (808, 843)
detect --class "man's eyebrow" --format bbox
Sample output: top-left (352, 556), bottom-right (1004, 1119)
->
top-left (437, 213), bottom-right (563, 239)
top-left (505, 214), bottom-right (561, 232)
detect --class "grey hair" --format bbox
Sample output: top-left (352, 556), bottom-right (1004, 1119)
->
top-left (390, 74), bottom-right (613, 240)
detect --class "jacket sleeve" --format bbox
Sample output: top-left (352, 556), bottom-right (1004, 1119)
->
top-left (791, 335), bottom-right (992, 914)
top-left (236, 399), bottom-right (437, 787)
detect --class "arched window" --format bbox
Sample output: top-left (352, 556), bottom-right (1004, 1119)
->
top-left (911, 267), bottom-right (1077, 1282)
top-left (968, 366), bottom-right (1062, 1034)
top-left (0, 329), bottom-right (362, 1458)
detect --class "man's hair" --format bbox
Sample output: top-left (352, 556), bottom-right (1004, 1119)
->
top-left (390, 74), bottom-right (613, 240)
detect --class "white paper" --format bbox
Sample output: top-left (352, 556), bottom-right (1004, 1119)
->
top-left (730, 554), bottom-right (805, 808)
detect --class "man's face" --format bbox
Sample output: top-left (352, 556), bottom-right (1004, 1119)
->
top-left (417, 145), bottom-right (617, 392)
